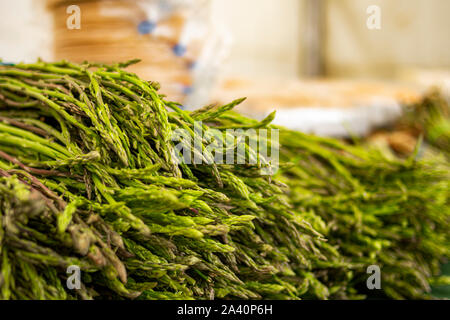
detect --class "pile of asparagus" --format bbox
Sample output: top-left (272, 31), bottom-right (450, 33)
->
top-left (211, 110), bottom-right (450, 299)
top-left (0, 61), bottom-right (448, 300)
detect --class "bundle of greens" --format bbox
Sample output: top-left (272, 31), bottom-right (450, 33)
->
top-left (0, 60), bottom-right (448, 300)
top-left (279, 133), bottom-right (449, 299)
top-left (212, 112), bottom-right (450, 299)
top-left (401, 90), bottom-right (450, 156)
top-left (0, 60), bottom-right (339, 300)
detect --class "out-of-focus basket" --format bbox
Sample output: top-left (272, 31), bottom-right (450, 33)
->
top-left (48, 0), bottom-right (208, 103)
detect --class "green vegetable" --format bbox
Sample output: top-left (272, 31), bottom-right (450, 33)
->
top-left (0, 60), bottom-right (448, 300)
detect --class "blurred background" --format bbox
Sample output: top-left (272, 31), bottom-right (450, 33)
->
top-left (0, 0), bottom-right (449, 137)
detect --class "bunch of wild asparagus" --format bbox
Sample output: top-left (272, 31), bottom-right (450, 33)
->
top-left (401, 90), bottom-right (450, 156)
top-left (210, 110), bottom-right (450, 299)
top-left (0, 60), bottom-right (448, 300)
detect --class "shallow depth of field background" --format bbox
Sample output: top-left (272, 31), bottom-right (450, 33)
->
top-left (0, 0), bottom-right (449, 135)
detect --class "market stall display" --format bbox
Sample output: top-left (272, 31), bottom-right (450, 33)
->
top-left (0, 60), bottom-right (448, 300)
